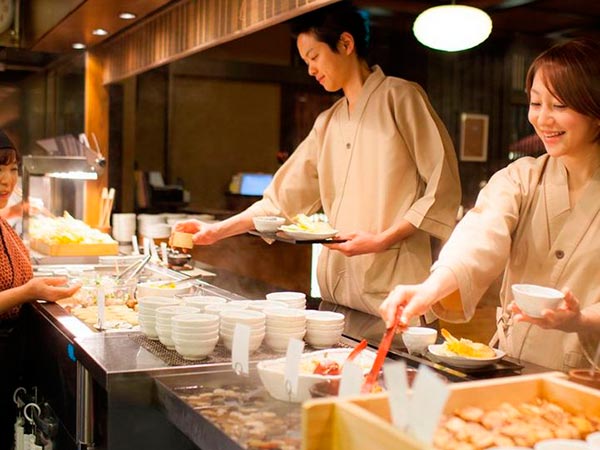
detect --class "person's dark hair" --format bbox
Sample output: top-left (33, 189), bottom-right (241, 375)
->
top-left (525, 38), bottom-right (600, 142)
top-left (0, 130), bottom-right (19, 166)
top-left (291, 1), bottom-right (369, 60)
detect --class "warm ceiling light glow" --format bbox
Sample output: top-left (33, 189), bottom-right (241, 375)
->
top-left (119, 12), bottom-right (136, 20)
top-left (413, 4), bottom-right (492, 52)
top-left (72, 43), bottom-right (86, 50)
top-left (92, 28), bottom-right (108, 36)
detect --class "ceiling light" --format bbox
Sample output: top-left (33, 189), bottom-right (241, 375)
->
top-left (92, 28), bottom-right (108, 36)
top-left (413, 4), bottom-right (492, 52)
top-left (119, 12), bottom-right (136, 20)
top-left (72, 43), bottom-right (86, 50)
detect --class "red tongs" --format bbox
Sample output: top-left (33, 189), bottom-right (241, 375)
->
top-left (345, 338), bottom-right (368, 366)
top-left (361, 315), bottom-right (400, 393)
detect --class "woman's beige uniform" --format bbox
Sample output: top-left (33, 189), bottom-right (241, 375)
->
top-left (249, 66), bottom-right (461, 315)
top-left (433, 154), bottom-right (600, 371)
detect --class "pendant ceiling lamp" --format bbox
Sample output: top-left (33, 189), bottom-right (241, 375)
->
top-left (413, 3), bottom-right (493, 52)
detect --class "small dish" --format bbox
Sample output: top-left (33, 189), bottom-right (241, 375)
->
top-left (511, 284), bottom-right (564, 318)
top-left (253, 216), bottom-right (286, 233)
top-left (427, 344), bottom-right (505, 369)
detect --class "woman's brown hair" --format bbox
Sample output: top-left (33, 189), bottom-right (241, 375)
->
top-left (0, 130), bottom-right (20, 166)
top-left (525, 38), bottom-right (600, 142)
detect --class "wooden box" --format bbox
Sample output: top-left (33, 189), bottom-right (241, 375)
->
top-left (302, 373), bottom-right (600, 450)
top-left (30, 238), bottom-right (119, 256)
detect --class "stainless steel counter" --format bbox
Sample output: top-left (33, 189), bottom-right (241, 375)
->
top-left (26, 261), bottom-right (550, 450)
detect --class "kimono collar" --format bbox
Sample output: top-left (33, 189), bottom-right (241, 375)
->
top-left (344, 65), bottom-right (386, 121)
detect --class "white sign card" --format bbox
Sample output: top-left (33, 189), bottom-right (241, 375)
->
top-left (338, 361), bottom-right (363, 397)
top-left (284, 338), bottom-right (305, 400)
top-left (231, 323), bottom-right (251, 375)
top-left (384, 361), bottom-right (410, 429)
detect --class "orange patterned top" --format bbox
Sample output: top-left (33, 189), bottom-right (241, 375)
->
top-left (0, 217), bottom-right (33, 322)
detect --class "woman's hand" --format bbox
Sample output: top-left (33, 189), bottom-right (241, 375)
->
top-left (511, 288), bottom-right (582, 332)
top-left (379, 283), bottom-right (437, 329)
top-left (172, 219), bottom-right (221, 245)
top-left (325, 231), bottom-right (386, 256)
top-left (24, 277), bottom-right (82, 303)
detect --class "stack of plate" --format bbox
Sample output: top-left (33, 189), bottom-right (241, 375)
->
top-left (246, 300), bottom-right (288, 312)
top-left (155, 305), bottom-right (200, 349)
top-left (265, 291), bottom-right (306, 309)
top-left (264, 308), bottom-right (307, 352)
top-left (137, 296), bottom-right (181, 339)
top-left (219, 310), bottom-right (266, 352)
top-left (171, 313), bottom-right (220, 360)
top-left (304, 311), bottom-right (345, 348)
top-left (204, 302), bottom-right (248, 315)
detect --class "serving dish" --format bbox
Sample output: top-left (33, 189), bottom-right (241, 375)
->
top-left (428, 344), bottom-right (505, 369)
top-left (257, 347), bottom-right (376, 403)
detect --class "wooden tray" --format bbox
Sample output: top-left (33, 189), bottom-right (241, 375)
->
top-left (302, 372), bottom-right (600, 450)
top-left (30, 238), bottom-right (119, 256)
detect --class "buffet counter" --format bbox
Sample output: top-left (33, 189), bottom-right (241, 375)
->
top-left (23, 260), bottom-right (551, 450)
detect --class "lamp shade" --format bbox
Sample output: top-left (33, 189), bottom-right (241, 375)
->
top-left (413, 5), bottom-right (492, 52)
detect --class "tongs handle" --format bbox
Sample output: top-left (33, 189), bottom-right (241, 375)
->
top-left (117, 254), bottom-right (151, 283)
top-left (160, 273), bottom-right (207, 288)
top-left (345, 339), bottom-right (368, 365)
top-left (361, 316), bottom-right (399, 394)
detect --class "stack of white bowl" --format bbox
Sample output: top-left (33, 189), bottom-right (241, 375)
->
top-left (155, 305), bottom-right (200, 349)
top-left (137, 296), bottom-right (181, 339)
top-left (219, 310), bottom-right (266, 352)
top-left (264, 308), bottom-right (307, 352)
top-left (180, 295), bottom-right (228, 312)
top-left (246, 300), bottom-right (288, 312)
top-left (171, 313), bottom-right (220, 360)
top-left (304, 311), bottom-right (345, 348)
top-left (265, 291), bottom-right (306, 309)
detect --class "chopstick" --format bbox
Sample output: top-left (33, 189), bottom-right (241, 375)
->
top-left (97, 187), bottom-right (115, 230)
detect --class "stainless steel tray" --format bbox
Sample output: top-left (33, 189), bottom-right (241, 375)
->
top-left (155, 367), bottom-right (302, 450)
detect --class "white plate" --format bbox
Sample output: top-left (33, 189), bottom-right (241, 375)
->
top-left (278, 227), bottom-right (339, 241)
top-left (427, 344), bottom-right (505, 369)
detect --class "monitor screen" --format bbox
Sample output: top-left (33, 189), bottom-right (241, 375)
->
top-left (239, 173), bottom-right (273, 196)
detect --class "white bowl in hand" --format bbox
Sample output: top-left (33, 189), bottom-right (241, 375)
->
top-left (511, 284), bottom-right (564, 318)
top-left (252, 216), bottom-right (285, 233)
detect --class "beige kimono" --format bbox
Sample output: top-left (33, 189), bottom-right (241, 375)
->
top-left (249, 66), bottom-right (461, 315)
top-left (433, 154), bottom-right (600, 371)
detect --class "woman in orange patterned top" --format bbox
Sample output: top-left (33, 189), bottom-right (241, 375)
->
top-left (0, 130), bottom-right (81, 449)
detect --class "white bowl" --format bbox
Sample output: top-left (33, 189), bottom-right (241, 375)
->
top-left (586, 431), bottom-right (600, 449)
top-left (181, 296), bottom-right (228, 309)
top-left (221, 333), bottom-right (265, 352)
top-left (137, 281), bottom-right (192, 298)
top-left (171, 329), bottom-right (219, 340)
top-left (511, 284), bottom-right (564, 318)
top-left (220, 309), bottom-right (266, 325)
top-left (139, 323), bottom-right (159, 340)
top-left (171, 313), bottom-right (219, 327)
top-left (266, 323), bottom-right (306, 334)
top-left (265, 308), bottom-right (307, 321)
top-left (306, 323), bottom-right (345, 332)
top-left (137, 296), bottom-right (181, 309)
top-left (220, 322), bottom-right (265, 333)
top-left (155, 305), bottom-right (200, 320)
top-left (401, 327), bottom-right (438, 355)
top-left (253, 216), bottom-right (285, 233)
top-left (174, 339), bottom-right (219, 360)
top-left (305, 330), bottom-right (343, 348)
top-left (305, 311), bottom-right (345, 323)
top-left (204, 303), bottom-right (248, 314)
top-left (246, 300), bottom-right (289, 311)
top-left (257, 348), bottom-right (376, 402)
top-left (266, 291), bottom-right (306, 302)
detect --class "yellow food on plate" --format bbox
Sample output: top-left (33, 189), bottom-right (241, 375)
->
top-left (440, 328), bottom-right (496, 359)
top-left (280, 214), bottom-right (335, 234)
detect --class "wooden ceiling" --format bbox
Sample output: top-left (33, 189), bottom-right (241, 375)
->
top-left (356, 0), bottom-right (600, 40)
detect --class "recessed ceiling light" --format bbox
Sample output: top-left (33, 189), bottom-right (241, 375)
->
top-left (119, 12), bottom-right (136, 20)
top-left (72, 43), bottom-right (86, 50)
top-left (92, 28), bottom-right (108, 36)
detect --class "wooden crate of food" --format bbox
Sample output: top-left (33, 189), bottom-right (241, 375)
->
top-left (302, 372), bottom-right (600, 450)
top-left (30, 238), bottom-right (119, 256)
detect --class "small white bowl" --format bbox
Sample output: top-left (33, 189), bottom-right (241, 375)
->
top-left (266, 291), bottom-right (306, 302)
top-left (137, 281), bottom-right (192, 298)
top-left (138, 296), bottom-right (181, 309)
top-left (174, 339), bottom-right (219, 360)
top-left (253, 216), bottom-right (285, 233)
top-left (171, 313), bottom-right (220, 327)
top-left (246, 300), bottom-right (289, 311)
top-left (587, 431), bottom-right (600, 449)
top-left (402, 327), bottom-right (438, 355)
top-left (266, 323), bottom-right (306, 334)
top-left (511, 284), bottom-right (564, 318)
top-left (305, 330), bottom-right (343, 348)
top-left (204, 303), bottom-right (248, 314)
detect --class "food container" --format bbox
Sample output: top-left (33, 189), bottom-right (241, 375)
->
top-left (72, 276), bottom-right (138, 307)
top-left (302, 373), bottom-right (600, 450)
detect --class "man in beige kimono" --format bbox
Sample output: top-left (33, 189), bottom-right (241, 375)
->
top-left (173, 2), bottom-right (460, 316)
top-left (379, 38), bottom-right (600, 371)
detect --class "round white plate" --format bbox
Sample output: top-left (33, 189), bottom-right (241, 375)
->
top-left (427, 344), bottom-right (505, 369)
top-left (278, 227), bottom-right (339, 241)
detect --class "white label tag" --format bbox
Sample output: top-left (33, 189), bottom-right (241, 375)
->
top-left (231, 323), bottom-right (251, 375)
top-left (407, 366), bottom-right (449, 445)
top-left (14, 420), bottom-right (24, 450)
top-left (338, 361), bottom-right (363, 397)
top-left (96, 286), bottom-right (105, 330)
top-left (384, 361), bottom-right (410, 430)
top-left (283, 338), bottom-right (304, 400)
